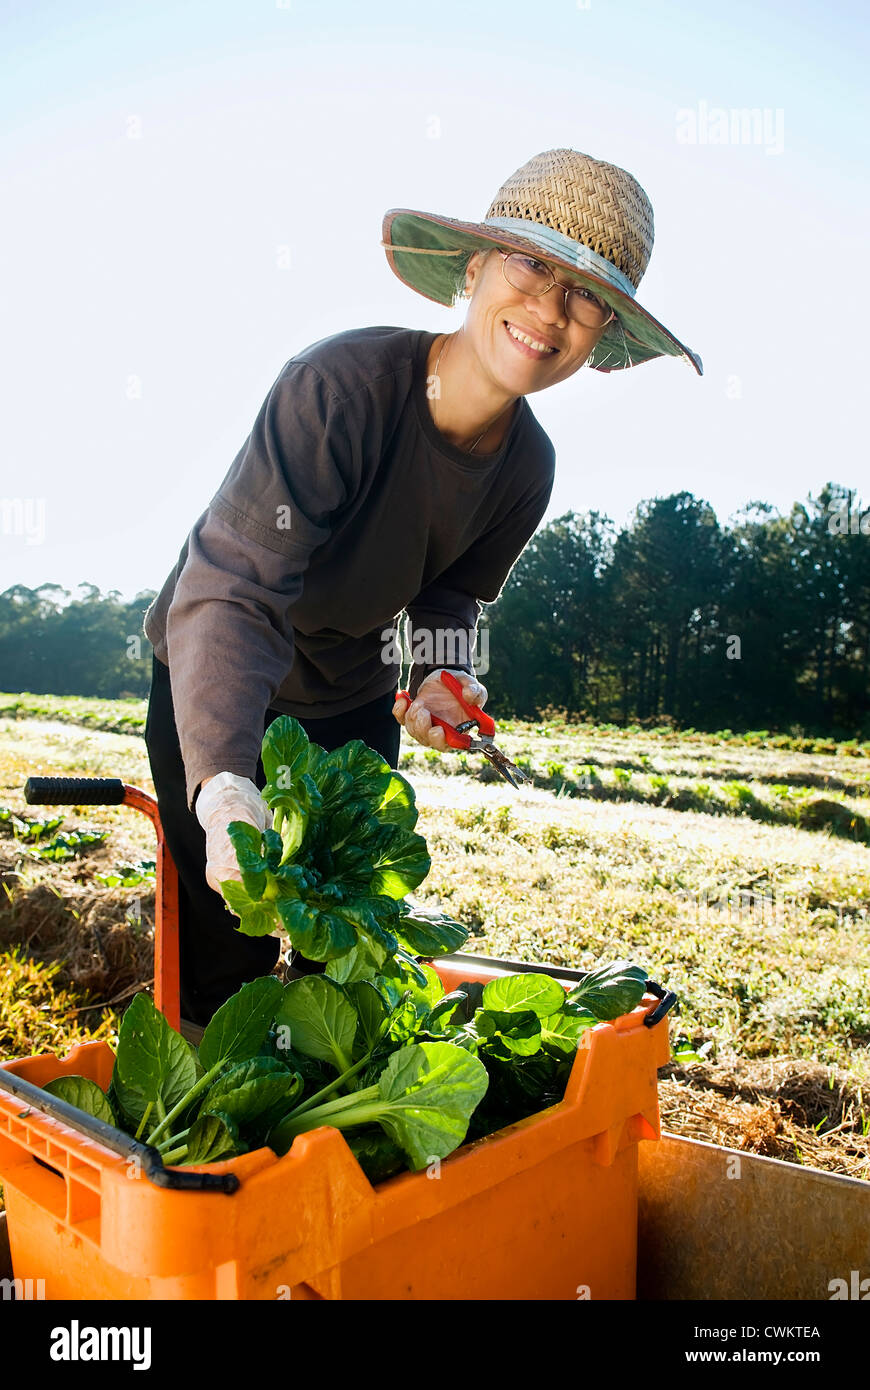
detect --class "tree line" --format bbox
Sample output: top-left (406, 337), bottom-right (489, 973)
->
top-left (0, 584), bottom-right (155, 699)
top-left (1, 482), bottom-right (868, 734)
top-left (485, 482), bottom-right (870, 735)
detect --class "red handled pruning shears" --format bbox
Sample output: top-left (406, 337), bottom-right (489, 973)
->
top-left (396, 670), bottom-right (530, 790)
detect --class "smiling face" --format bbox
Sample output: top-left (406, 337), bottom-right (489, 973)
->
top-left (462, 247), bottom-right (615, 394)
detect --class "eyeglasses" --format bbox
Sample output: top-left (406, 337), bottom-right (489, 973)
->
top-left (497, 250), bottom-right (616, 330)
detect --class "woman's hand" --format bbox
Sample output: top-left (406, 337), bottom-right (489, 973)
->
top-left (393, 668), bottom-right (488, 750)
top-left (195, 772), bottom-right (273, 896)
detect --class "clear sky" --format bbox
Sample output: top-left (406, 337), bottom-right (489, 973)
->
top-left (1, 0), bottom-right (867, 603)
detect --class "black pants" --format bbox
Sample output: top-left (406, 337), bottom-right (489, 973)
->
top-left (144, 655), bottom-right (400, 1025)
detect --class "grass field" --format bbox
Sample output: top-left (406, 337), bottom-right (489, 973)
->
top-left (1, 692), bottom-right (869, 1179)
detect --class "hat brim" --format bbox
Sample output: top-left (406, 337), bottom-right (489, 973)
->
top-left (382, 208), bottom-right (702, 376)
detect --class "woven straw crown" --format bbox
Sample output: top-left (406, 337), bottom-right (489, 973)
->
top-left (380, 145), bottom-right (702, 375)
top-left (485, 148), bottom-right (655, 290)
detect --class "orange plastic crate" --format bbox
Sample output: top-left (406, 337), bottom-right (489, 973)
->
top-left (0, 960), bottom-right (669, 1300)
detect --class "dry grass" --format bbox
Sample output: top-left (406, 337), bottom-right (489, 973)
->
top-left (0, 840), bottom-right (155, 1002)
top-left (658, 1057), bottom-right (870, 1178)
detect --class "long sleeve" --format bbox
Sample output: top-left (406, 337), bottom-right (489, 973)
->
top-left (164, 362), bottom-right (354, 809)
top-left (404, 582), bottom-right (480, 698)
top-left (405, 469), bottom-right (554, 697)
top-left (166, 510), bottom-right (305, 809)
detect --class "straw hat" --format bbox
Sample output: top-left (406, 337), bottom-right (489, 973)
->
top-left (381, 148), bottom-right (702, 375)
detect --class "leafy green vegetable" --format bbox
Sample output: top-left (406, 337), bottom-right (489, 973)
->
top-left (111, 993), bottom-right (200, 1133)
top-left (268, 1041), bottom-right (489, 1171)
top-left (274, 977), bottom-right (358, 1075)
top-left (163, 1112), bottom-right (242, 1166)
top-left (212, 715), bottom-right (469, 976)
top-left (540, 1009), bottom-right (598, 1054)
top-left (346, 1126), bottom-right (407, 1184)
top-left (25, 828), bottom-right (108, 861)
top-left (9, 813), bottom-right (65, 841)
top-left (480, 973), bottom-right (567, 1018)
top-left (94, 859), bottom-right (156, 888)
top-left (30, 953), bottom-right (658, 1184)
top-left (19, 696), bottom-right (660, 1189)
top-left (565, 960), bottom-right (648, 1020)
top-left (43, 1075), bottom-right (117, 1126)
top-left (198, 975), bottom-right (285, 1072)
top-left (425, 991), bottom-right (469, 1033)
top-left (393, 901), bottom-right (470, 958)
top-left (198, 1057), bottom-right (302, 1127)
top-left (345, 980), bottom-right (391, 1053)
top-left (147, 976), bottom-right (285, 1147)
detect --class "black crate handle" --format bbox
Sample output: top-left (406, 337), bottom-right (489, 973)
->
top-left (0, 1068), bottom-right (239, 1194)
top-left (643, 979), bottom-right (678, 1028)
top-left (24, 776), bottom-right (127, 807)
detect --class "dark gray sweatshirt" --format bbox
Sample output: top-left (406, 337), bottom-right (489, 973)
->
top-left (143, 326), bottom-right (555, 809)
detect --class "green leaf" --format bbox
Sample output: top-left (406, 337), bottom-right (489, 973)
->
top-left (328, 842), bottom-right (375, 888)
top-left (198, 1057), bottom-right (303, 1126)
top-left (475, 1007), bottom-right (543, 1057)
top-left (481, 974), bottom-right (567, 1018)
top-left (403, 962), bottom-right (444, 1014)
top-left (443, 1020), bottom-right (483, 1053)
top-left (394, 902), bottom-right (469, 958)
top-left (476, 1048), bottom-right (569, 1130)
top-left (325, 801), bottom-right (381, 856)
top-left (275, 897), bottom-right (357, 960)
top-left (375, 1041), bottom-right (489, 1170)
top-left (324, 938), bottom-right (389, 984)
top-left (368, 826), bottom-right (430, 899)
top-left (451, 980), bottom-right (485, 1022)
top-left (271, 862), bottom-right (317, 899)
top-left (380, 949), bottom-right (429, 989)
top-left (346, 1126), bottom-right (407, 1184)
top-left (43, 1075), bottom-right (118, 1127)
top-left (262, 828), bottom-right (285, 872)
top-left (274, 976), bottom-right (358, 1072)
top-left (180, 1112), bottom-right (241, 1165)
top-left (322, 740), bottom-right (394, 808)
top-left (425, 991), bottom-right (469, 1033)
top-left (565, 960), bottom-right (648, 1021)
top-left (198, 975), bottom-right (285, 1072)
top-left (539, 1009), bottom-right (597, 1054)
top-left (220, 879), bottom-right (280, 937)
top-left (372, 773), bottom-right (419, 831)
top-left (380, 962), bottom-right (442, 1046)
top-left (226, 821), bottom-right (269, 900)
top-left (261, 716), bottom-right (313, 791)
top-left (325, 895), bottom-right (399, 958)
top-left (112, 993), bottom-right (199, 1125)
top-left (264, 773), bottom-right (322, 858)
top-left (346, 980), bottom-right (391, 1053)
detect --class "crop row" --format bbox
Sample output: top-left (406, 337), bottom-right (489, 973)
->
top-left (3, 693), bottom-right (870, 757)
top-left (400, 750), bottom-right (870, 842)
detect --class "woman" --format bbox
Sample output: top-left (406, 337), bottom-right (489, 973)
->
top-left (143, 147), bottom-right (702, 1028)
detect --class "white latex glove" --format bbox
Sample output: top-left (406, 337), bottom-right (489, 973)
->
top-left (195, 771), bottom-right (273, 895)
top-left (393, 668), bottom-right (489, 750)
